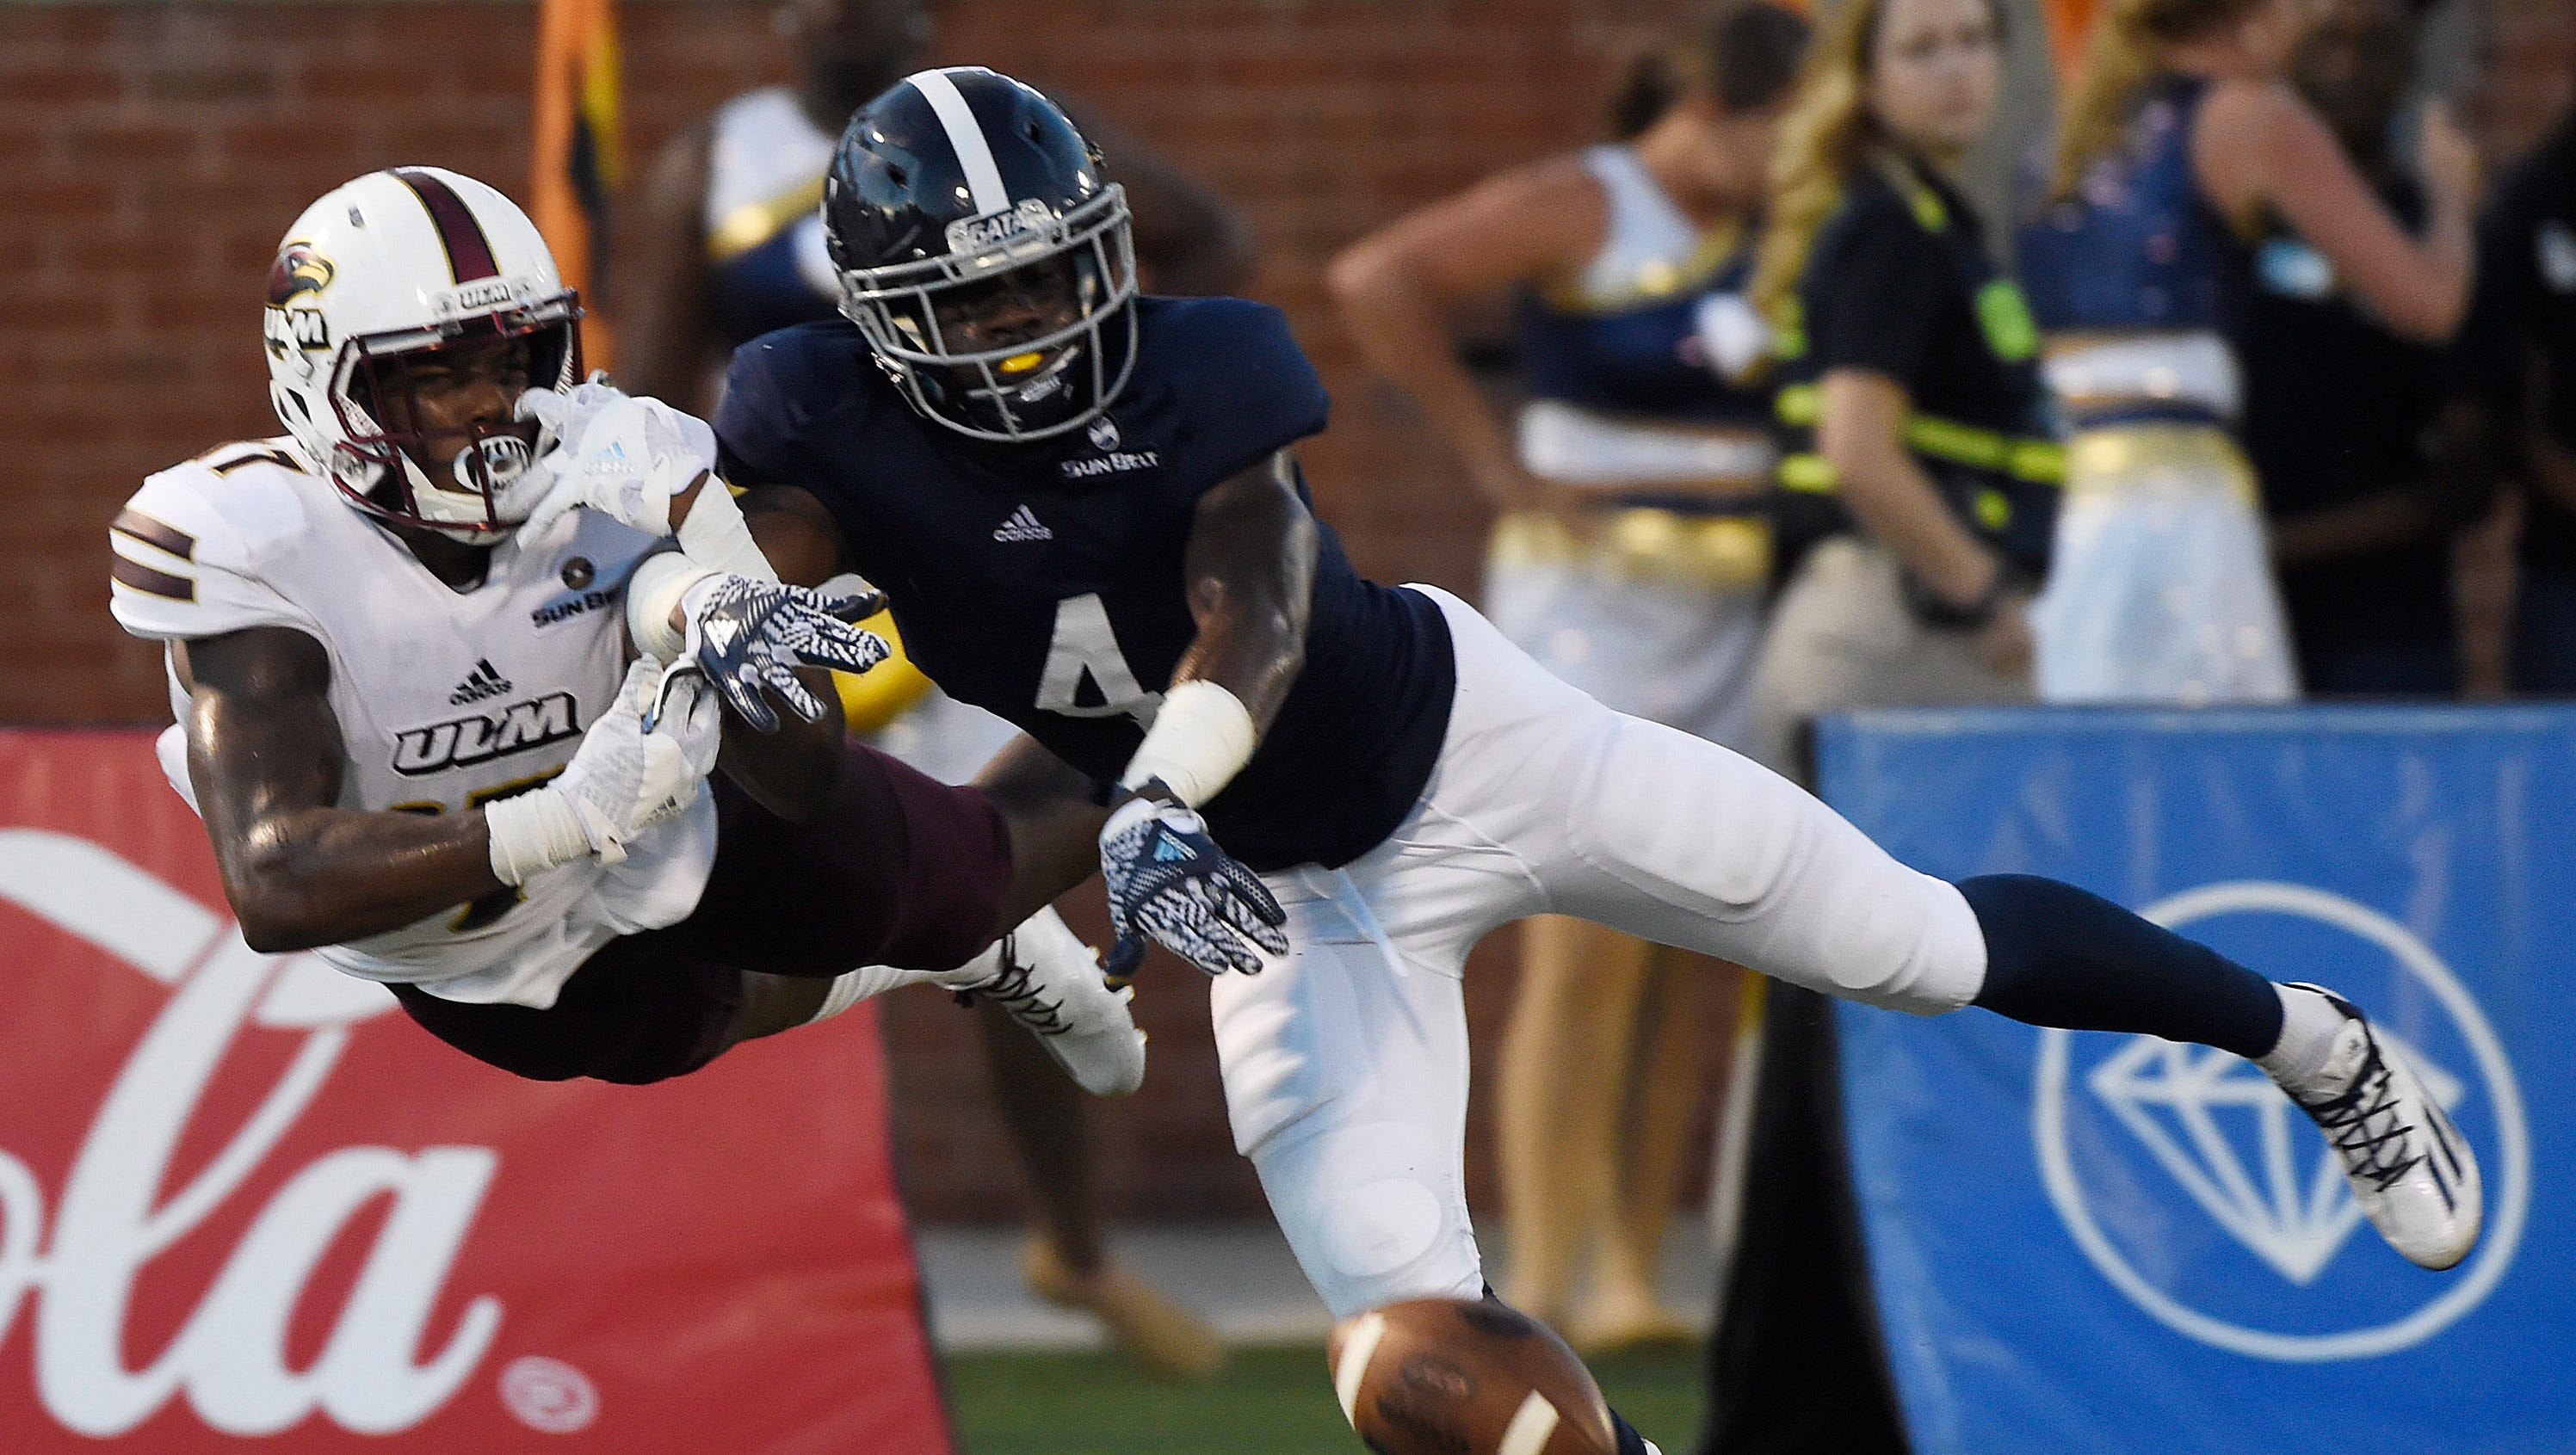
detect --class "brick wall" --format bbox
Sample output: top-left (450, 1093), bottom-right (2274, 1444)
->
top-left (6, 0), bottom-right (2570, 1223)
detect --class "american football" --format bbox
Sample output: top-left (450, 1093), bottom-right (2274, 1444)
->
top-left (1330, 1298), bottom-right (1618, 1455)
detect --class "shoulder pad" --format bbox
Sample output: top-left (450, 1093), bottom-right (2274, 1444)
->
top-left (110, 441), bottom-right (322, 642)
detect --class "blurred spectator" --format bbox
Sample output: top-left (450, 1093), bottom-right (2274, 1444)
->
top-left (2461, 102), bottom-right (2576, 692)
top-left (615, 0), bottom-right (1252, 416)
top-left (2249, 0), bottom-right (2494, 695)
top-left (2018, 0), bottom-right (2479, 703)
top-left (612, 0), bottom-right (1253, 1381)
top-left (1714, 3), bottom-right (2042, 1449)
top-left (1745, 0), bottom-right (2054, 780)
top-left (1328, 2), bottom-right (1808, 1352)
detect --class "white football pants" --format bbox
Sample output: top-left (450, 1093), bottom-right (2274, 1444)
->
top-left (1213, 586), bottom-right (1990, 1319)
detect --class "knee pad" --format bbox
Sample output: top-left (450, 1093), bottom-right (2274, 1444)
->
top-left (1254, 1119), bottom-right (1480, 1322)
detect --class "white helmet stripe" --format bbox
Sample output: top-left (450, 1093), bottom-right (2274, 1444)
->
top-left (907, 68), bottom-right (1013, 216)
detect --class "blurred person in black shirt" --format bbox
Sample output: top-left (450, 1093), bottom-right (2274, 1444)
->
top-left (1742, 0), bottom-right (2061, 780)
top-left (2464, 103), bottom-right (2576, 692)
top-left (2247, 0), bottom-right (2494, 695)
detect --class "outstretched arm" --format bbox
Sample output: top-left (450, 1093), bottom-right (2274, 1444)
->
top-left (1326, 157), bottom-right (1603, 513)
top-left (1161, 447), bottom-right (1319, 749)
top-left (1090, 452), bottom-right (1311, 979)
top-left (2196, 83), bottom-right (2477, 342)
top-left (180, 627), bottom-right (507, 953)
top-left (635, 478), bottom-right (856, 821)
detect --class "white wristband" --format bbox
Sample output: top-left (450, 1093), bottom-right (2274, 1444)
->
top-left (1117, 679), bottom-right (1257, 807)
top-left (485, 786), bottom-right (590, 886)
top-left (626, 551), bottom-right (714, 663)
top-left (676, 479), bottom-right (778, 583)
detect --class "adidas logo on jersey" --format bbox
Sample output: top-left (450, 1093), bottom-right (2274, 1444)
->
top-left (447, 659), bottom-right (514, 706)
top-left (993, 506), bottom-right (1054, 543)
top-left (392, 693), bottom-right (580, 777)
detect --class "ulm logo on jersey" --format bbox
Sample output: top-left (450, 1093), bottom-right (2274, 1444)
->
top-left (392, 693), bottom-right (579, 776)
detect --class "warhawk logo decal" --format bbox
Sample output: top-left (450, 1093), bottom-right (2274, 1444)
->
top-left (265, 242), bottom-right (335, 305)
top-left (391, 693), bottom-right (579, 776)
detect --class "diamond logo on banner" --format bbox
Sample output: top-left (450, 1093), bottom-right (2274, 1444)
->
top-left (2085, 1033), bottom-right (2466, 1284)
top-left (2034, 880), bottom-right (2530, 1362)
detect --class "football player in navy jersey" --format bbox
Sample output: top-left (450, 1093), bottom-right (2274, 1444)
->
top-left (695, 65), bottom-right (2481, 1451)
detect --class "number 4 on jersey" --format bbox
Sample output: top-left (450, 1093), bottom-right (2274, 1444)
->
top-left (1035, 593), bottom-right (1163, 728)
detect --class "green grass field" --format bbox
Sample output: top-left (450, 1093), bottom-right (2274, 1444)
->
top-left (943, 1342), bottom-right (1704, 1454)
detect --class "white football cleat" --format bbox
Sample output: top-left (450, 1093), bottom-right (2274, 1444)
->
top-left (2270, 984), bottom-right (2481, 1270)
top-left (946, 907), bottom-right (1146, 1097)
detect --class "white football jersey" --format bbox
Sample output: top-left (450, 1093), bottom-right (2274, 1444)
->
top-left (110, 438), bottom-right (718, 1008)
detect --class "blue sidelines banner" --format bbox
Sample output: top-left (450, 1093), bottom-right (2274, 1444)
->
top-left (1816, 706), bottom-right (2572, 1455)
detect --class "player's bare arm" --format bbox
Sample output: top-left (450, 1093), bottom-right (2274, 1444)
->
top-left (735, 482), bottom-right (851, 589)
top-left (653, 478), bottom-right (853, 819)
top-left (1164, 448), bottom-right (1319, 746)
top-left (180, 627), bottom-right (508, 953)
top-left (973, 733), bottom-right (1113, 929)
top-left (740, 479), bottom-right (1118, 916)
top-left (1088, 450), bottom-right (1308, 977)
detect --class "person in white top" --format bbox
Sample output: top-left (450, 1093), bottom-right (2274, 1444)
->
top-left (1325, 3), bottom-right (1807, 1349)
top-left (110, 166), bottom-right (1146, 1096)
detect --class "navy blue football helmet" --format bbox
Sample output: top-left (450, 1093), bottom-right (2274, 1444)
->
top-left (823, 66), bottom-right (1138, 441)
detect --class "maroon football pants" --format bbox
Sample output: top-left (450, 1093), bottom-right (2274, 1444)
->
top-left (392, 739), bottom-right (1012, 1084)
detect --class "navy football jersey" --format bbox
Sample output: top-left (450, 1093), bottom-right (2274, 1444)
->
top-left (715, 296), bottom-right (1455, 872)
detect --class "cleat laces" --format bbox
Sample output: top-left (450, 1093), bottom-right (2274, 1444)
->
top-left (948, 934), bottom-right (1071, 1036)
top-left (2291, 1034), bottom-right (2423, 1193)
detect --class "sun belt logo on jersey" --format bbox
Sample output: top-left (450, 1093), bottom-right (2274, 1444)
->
top-left (1060, 411), bottom-right (1159, 480)
top-left (392, 693), bottom-right (578, 776)
top-left (2034, 882), bottom-right (2529, 1362)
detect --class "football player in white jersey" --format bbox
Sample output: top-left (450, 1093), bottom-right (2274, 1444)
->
top-left (110, 166), bottom-right (1144, 1094)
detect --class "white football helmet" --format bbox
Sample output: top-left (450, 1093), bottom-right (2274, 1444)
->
top-left (263, 167), bottom-right (581, 537)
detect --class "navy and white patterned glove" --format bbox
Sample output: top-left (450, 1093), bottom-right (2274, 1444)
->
top-left (1098, 786), bottom-right (1289, 980)
top-left (676, 573), bottom-right (892, 732)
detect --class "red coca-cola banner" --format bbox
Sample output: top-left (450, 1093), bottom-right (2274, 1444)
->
top-left (0, 730), bottom-right (953, 1452)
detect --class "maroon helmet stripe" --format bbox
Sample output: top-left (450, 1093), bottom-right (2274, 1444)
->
top-left (390, 168), bottom-right (499, 283)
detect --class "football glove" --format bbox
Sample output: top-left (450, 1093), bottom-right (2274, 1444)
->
top-left (1098, 785), bottom-right (1289, 979)
top-left (485, 658), bottom-right (720, 884)
top-left (515, 378), bottom-right (718, 541)
top-left (676, 573), bottom-right (892, 733)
